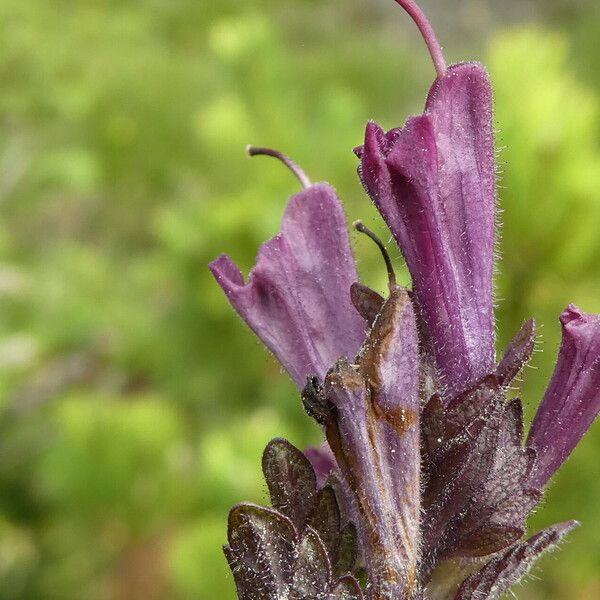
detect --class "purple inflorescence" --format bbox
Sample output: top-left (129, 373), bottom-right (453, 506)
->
top-left (210, 2), bottom-right (598, 599)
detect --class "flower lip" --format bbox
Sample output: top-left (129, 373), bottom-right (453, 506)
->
top-left (210, 178), bottom-right (366, 388)
top-left (354, 62), bottom-right (491, 161)
top-left (560, 303), bottom-right (600, 327)
top-left (353, 121), bottom-right (400, 160)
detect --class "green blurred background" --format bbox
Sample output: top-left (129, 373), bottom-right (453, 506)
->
top-left (0, 0), bottom-right (599, 598)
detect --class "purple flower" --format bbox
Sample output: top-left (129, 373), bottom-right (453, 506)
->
top-left (321, 286), bottom-right (421, 597)
top-left (210, 148), bottom-right (366, 388)
top-left (213, 2), bottom-right (599, 599)
top-left (356, 62), bottom-right (495, 399)
top-left (528, 305), bottom-right (600, 488)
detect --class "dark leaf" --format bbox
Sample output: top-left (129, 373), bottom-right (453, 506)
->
top-left (291, 528), bottom-right (332, 599)
top-left (262, 438), bottom-right (318, 529)
top-left (426, 404), bottom-right (500, 526)
top-left (450, 524), bottom-right (524, 558)
top-left (226, 503), bottom-right (298, 600)
top-left (336, 522), bottom-right (358, 576)
top-left (330, 574), bottom-right (364, 599)
top-left (421, 378), bottom-right (546, 573)
top-left (454, 521), bottom-right (578, 600)
top-left (494, 398), bottom-right (525, 466)
top-left (224, 544), bottom-right (266, 600)
top-left (443, 376), bottom-right (500, 437)
top-left (422, 392), bottom-right (445, 460)
top-left (308, 485), bottom-right (342, 568)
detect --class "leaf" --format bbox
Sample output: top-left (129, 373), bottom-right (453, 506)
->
top-left (454, 521), bottom-right (578, 600)
top-left (335, 523), bottom-right (358, 576)
top-left (262, 438), bottom-right (318, 530)
top-left (450, 524), bottom-right (524, 558)
top-left (443, 376), bottom-right (500, 437)
top-left (330, 574), bottom-right (364, 599)
top-left (422, 380), bottom-right (544, 572)
top-left (308, 485), bottom-right (342, 568)
top-left (226, 503), bottom-right (298, 600)
top-left (424, 403), bottom-right (502, 551)
top-left (422, 393), bottom-right (445, 459)
top-left (291, 528), bottom-right (332, 599)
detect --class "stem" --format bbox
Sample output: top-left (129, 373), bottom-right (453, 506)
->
top-left (393, 0), bottom-right (447, 77)
top-left (354, 220), bottom-right (397, 292)
top-left (247, 145), bottom-right (312, 189)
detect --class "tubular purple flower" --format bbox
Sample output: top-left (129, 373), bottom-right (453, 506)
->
top-left (210, 148), bottom-right (366, 388)
top-left (527, 305), bottom-right (600, 489)
top-left (323, 286), bottom-right (421, 598)
top-left (356, 19), bottom-right (496, 399)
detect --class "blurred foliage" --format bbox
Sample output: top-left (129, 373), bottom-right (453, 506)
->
top-left (0, 1), bottom-right (598, 599)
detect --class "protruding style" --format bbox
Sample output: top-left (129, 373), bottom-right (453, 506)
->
top-left (247, 145), bottom-right (312, 189)
top-left (392, 0), bottom-right (447, 77)
top-left (354, 220), bottom-right (397, 292)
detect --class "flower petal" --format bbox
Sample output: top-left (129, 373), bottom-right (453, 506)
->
top-left (527, 305), bottom-right (600, 488)
top-left (357, 63), bottom-right (496, 398)
top-left (210, 184), bottom-right (366, 387)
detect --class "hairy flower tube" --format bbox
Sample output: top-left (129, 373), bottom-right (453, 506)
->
top-left (210, 2), bottom-right (600, 599)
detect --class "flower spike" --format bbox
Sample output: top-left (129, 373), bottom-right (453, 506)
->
top-left (214, 2), bottom-right (598, 598)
